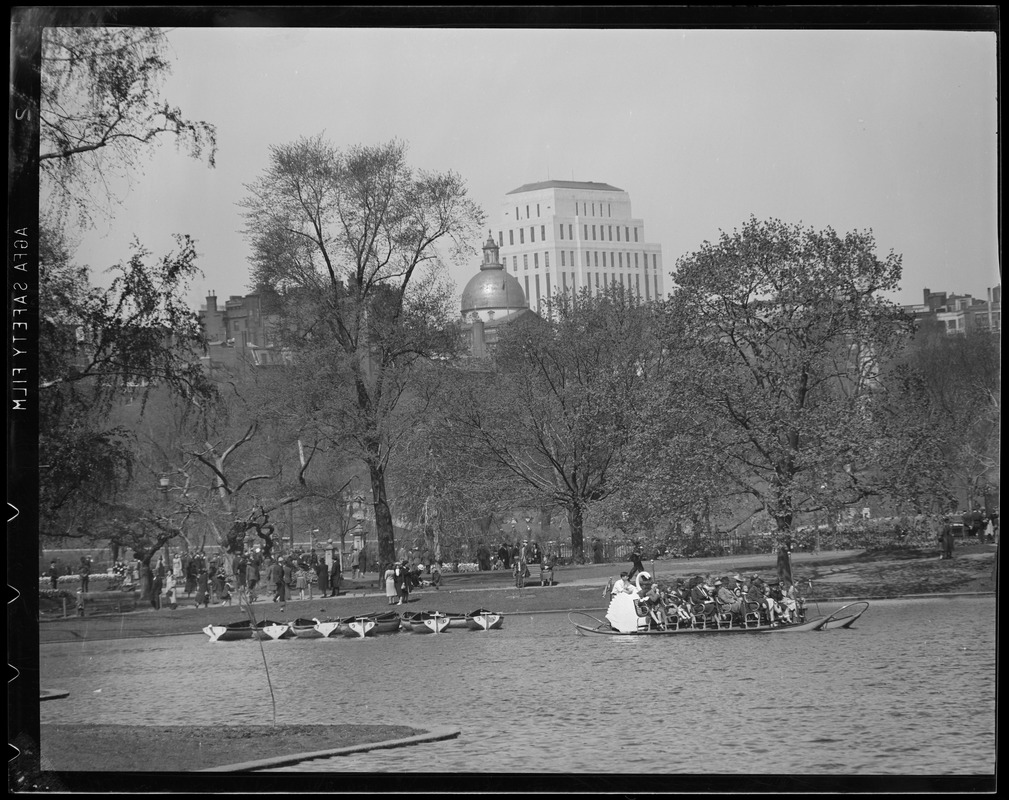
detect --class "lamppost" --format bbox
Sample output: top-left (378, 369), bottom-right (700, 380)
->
top-left (159, 475), bottom-right (172, 572)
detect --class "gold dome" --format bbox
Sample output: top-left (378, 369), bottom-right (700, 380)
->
top-left (461, 235), bottom-right (527, 316)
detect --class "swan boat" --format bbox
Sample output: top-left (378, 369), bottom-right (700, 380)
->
top-left (312, 618), bottom-right (343, 638)
top-left (570, 572), bottom-right (869, 636)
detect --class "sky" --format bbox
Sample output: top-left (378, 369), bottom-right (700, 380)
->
top-left (68, 25), bottom-right (1000, 312)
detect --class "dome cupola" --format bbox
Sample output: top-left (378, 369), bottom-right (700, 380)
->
top-left (460, 233), bottom-right (527, 320)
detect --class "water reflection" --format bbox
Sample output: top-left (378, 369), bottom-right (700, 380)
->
top-left (40, 597), bottom-right (995, 774)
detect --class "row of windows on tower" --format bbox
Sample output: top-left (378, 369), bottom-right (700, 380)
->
top-left (501, 223), bottom-right (641, 247)
top-left (520, 271), bottom-right (660, 308)
top-left (510, 251), bottom-right (659, 272)
top-left (514, 201), bottom-right (615, 220)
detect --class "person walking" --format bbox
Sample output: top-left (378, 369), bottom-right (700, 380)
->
top-left (48, 560), bottom-right (60, 591)
top-left (358, 547), bottom-right (368, 579)
top-left (349, 547), bottom-right (360, 580)
top-left (195, 567), bottom-right (210, 608)
top-left (385, 565), bottom-right (398, 605)
top-left (628, 545), bottom-right (644, 582)
top-left (513, 551), bottom-right (527, 589)
top-left (397, 561), bottom-right (411, 605)
top-left (78, 557), bottom-right (91, 594)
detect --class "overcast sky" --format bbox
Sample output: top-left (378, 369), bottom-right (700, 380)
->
top-left (71, 26), bottom-right (1000, 312)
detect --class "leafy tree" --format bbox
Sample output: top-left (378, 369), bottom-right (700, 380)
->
top-left (885, 320), bottom-right (1000, 513)
top-left (25, 15), bottom-right (218, 227)
top-left (440, 285), bottom-right (665, 560)
top-left (241, 136), bottom-right (484, 566)
top-left (39, 229), bottom-right (215, 537)
top-left (653, 216), bottom-right (910, 535)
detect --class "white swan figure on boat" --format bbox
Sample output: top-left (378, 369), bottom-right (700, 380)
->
top-left (605, 571), bottom-right (651, 633)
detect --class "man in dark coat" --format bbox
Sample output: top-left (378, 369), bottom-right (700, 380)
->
top-left (628, 545), bottom-right (644, 581)
top-left (330, 559), bottom-right (343, 597)
top-left (315, 558), bottom-right (330, 597)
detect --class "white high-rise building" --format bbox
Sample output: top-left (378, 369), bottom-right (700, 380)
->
top-left (497, 180), bottom-right (664, 314)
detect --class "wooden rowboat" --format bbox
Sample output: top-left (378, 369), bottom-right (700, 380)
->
top-left (203, 619), bottom-right (255, 642)
top-left (254, 620), bottom-right (290, 640)
top-left (340, 615), bottom-right (376, 638)
top-left (290, 618), bottom-right (324, 639)
top-left (312, 619), bottom-right (343, 638)
top-left (404, 611), bottom-right (451, 634)
top-left (466, 608), bottom-right (505, 631)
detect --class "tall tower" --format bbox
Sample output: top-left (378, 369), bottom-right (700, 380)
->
top-left (497, 180), bottom-right (664, 314)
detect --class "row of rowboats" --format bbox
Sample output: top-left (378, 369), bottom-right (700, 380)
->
top-left (203, 609), bottom-right (504, 642)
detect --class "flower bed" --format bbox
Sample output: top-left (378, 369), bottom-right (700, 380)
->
top-left (39, 574), bottom-right (125, 593)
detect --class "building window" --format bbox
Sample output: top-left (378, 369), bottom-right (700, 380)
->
top-left (559, 225), bottom-right (564, 241)
top-left (635, 274), bottom-right (641, 296)
top-left (562, 272), bottom-right (568, 291)
top-left (535, 274), bottom-right (541, 306)
top-left (498, 231), bottom-right (503, 247)
top-left (652, 254), bottom-right (657, 270)
top-left (634, 253), bottom-right (639, 268)
top-left (625, 226), bottom-right (630, 241)
top-left (561, 250), bottom-right (566, 267)
top-left (533, 252), bottom-right (539, 269)
top-left (530, 227), bottom-right (535, 243)
top-left (595, 272), bottom-right (600, 289)
top-left (523, 254), bottom-right (528, 270)
top-left (654, 274), bottom-right (659, 298)
top-left (568, 224), bottom-right (573, 239)
top-left (546, 273), bottom-right (551, 297)
top-left (541, 225), bottom-right (546, 240)
top-left (592, 225), bottom-right (597, 240)
top-left (544, 252), bottom-right (550, 268)
top-left (644, 273), bottom-right (650, 300)
top-left (584, 225), bottom-right (588, 239)
top-left (634, 228), bottom-right (639, 242)
top-left (618, 252), bottom-right (623, 268)
top-left (616, 226), bottom-right (621, 242)
top-left (526, 205), bottom-right (530, 219)
top-left (608, 226), bottom-right (613, 241)
top-left (608, 203), bottom-right (612, 217)
top-left (536, 203), bottom-right (540, 217)
top-left (594, 251), bottom-right (599, 267)
top-left (570, 250), bottom-right (574, 267)
top-left (512, 256), bottom-right (518, 272)
top-left (525, 275), bottom-right (530, 298)
top-left (509, 230), bottom-right (514, 246)
top-left (520, 229), bottom-right (524, 244)
top-left (516, 207), bottom-right (519, 222)
top-left (603, 272), bottom-right (607, 287)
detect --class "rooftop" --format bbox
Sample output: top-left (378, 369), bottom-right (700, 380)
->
top-left (507, 180), bottom-right (624, 195)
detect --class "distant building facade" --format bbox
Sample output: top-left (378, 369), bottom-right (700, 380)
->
top-left (497, 180), bottom-right (664, 314)
top-left (197, 291), bottom-right (286, 372)
top-left (903, 285), bottom-right (1001, 334)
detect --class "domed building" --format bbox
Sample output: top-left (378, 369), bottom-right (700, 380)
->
top-left (460, 234), bottom-right (537, 357)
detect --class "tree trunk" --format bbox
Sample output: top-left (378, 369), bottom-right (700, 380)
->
top-left (369, 461), bottom-right (396, 567)
top-left (567, 504), bottom-right (585, 562)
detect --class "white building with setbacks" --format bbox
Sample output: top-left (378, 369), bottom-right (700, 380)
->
top-left (497, 180), bottom-right (664, 315)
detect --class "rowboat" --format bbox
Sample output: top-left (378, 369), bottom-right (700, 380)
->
top-left (340, 615), bottom-right (376, 638)
top-left (290, 617), bottom-right (325, 639)
top-left (465, 608), bottom-right (505, 631)
top-left (442, 612), bottom-right (469, 629)
top-left (203, 619), bottom-right (256, 642)
top-left (254, 620), bottom-right (290, 640)
top-left (404, 611), bottom-right (451, 634)
top-left (313, 619), bottom-right (343, 638)
top-left (339, 612), bottom-right (402, 638)
top-left (569, 601), bottom-right (870, 637)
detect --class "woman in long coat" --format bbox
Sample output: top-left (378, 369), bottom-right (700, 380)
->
top-left (315, 559), bottom-right (330, 598)
top-left (195, 568), bottom-right (209, 608)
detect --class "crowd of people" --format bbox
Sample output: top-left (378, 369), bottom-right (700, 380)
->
top-left (606, 570), bottom-right (804, 630)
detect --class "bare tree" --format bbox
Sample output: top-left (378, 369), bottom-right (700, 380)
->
top-left (241, 136), bottom-right (484, 565)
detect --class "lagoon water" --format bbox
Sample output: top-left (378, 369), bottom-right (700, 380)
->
top-left (39, 597), bottom-right (995, 775)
